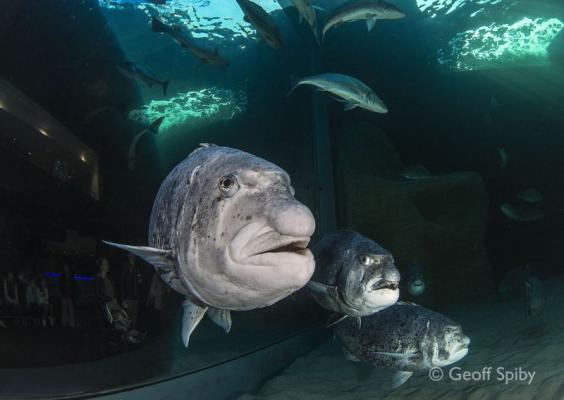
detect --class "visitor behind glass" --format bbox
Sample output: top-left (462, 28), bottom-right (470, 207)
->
top-left (60, 264), bottom-right (76, 328)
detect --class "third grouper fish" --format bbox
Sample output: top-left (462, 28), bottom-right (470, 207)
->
top-left (336, 302), bottom-right (470, 388)
top-left (104, 144), bottom-right (316, 347)
top-left (289, 73), bottom-right (388, 113)
top-left (308, 230), bottom-right (400, 327)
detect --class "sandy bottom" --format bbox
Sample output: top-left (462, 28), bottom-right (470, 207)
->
top-left (241, 276), bottom-right (564, 400)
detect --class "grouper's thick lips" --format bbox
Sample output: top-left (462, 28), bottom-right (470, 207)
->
top-left (242, 238), bottom-right (311, 266)
top-left (230, 224), bottom-right (312, 266)
top-left (449, 346), bottom-right (469, 364)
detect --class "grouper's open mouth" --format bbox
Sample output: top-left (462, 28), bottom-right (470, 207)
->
top-left (370, 279), bottom-right (399, 291)
top-left (230, 223), bottom-right (312, 266)
top-left (366, 279), bottom-right (399, 292)
top-left (255, 239), bottom-right (309, 256)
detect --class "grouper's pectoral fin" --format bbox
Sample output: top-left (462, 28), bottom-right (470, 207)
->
top-left (182, 299), bottom-right (208, 347)
top-left (102, 241), bottom-right (172, 270)
top-left (207, 308), bottom-right (232, 333)
top-left (371, 351), bottom-right (418, 360)
top-left (307, 280), bottom-right (339, 297)
top-left (326, 313), bottom-right (348, 328)
top-left (391, 371), bottom-right (413, 389)
top-left (102, 241), bottom-right (186, 295)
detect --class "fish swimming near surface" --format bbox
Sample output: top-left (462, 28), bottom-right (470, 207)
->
top-left (525, 275), bottom-right (544, 317)
top-left (500, 202), bottom-right (544, 222)
top-left (517, 188), bottom-right (543, 203)
top-left (322, 0), bottom-right (406, 42)
top-left (335, 302), bottom-right (470, 388)
top-left (127, 116), bottom-right (164, 171)
top-left (104, 144), bottom-right (316, 347)
top-left (400, 165), bottom-right (431, 180)
top-left (235, 0), bottom-right (283, 49)
top-left (291, 0), bottom-right (322, 44)
top-left (117, 62), bottom-right (169, 96)
top-left (289, 73), bottom-right (388, 113)
top-left (308, 231), bottom-right (400, 327)
top-left (151, 17), bottom-right (230, 67)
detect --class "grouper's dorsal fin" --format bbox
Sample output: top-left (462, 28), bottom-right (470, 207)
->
top-left (182, 299), bottom-right (208, 347)
top-left (207, 308), bottom-right (232, 333)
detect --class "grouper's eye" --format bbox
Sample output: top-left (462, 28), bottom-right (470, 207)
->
top-left (359, 255), bottom-right (374, 266)
top-left (218, 175), bottom-right (240, 197)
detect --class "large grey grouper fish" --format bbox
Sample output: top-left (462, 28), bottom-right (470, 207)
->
top-left (127, 116), bottom-right (164, 171)
top-left (336, 302), bottom-right (470, 388)
top-left (289, 73), bottom-right (388, 113)
top-left (322, 0), bottom-right (406, 42)
top-left (308, 231), bottom-right (400, 327)
top-left (105, 144), bottom-right (316, 346)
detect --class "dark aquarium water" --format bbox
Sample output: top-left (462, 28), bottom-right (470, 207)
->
top-left (0, 0), bottom-right (563, 399)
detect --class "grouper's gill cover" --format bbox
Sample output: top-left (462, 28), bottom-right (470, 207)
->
top-left (105, 144), bottom-right (316, 347)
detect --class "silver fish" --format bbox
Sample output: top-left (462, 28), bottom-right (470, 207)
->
top-left (127, 116), bottom-right (164, 171)
top-left (117, 62), bottom-right (169, 96)
top-left (291, 0), bottom-right (321, 44)
top-left (236, 0), bottom-right (283, 49)
top-left (308, 231), bottom-right (400, 327)
top-left (501, 202), bottom-right (544, 222)
top-left (151, 17), bottom-right (229, 67)
top-left (105, 144), bottom-right (316, 346)
top-left (289, 73), bottom-right (388, 113)
top-left (405, 264), bottom-right (427, 297)
top-left (336, 302), bottom-right (470, 388)
top-left (400, 165), bottom-right (431, 180)
top-left (517, 188), bottom-right (543, 203)
top-left (322, 0), bottom-right (406, 42)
